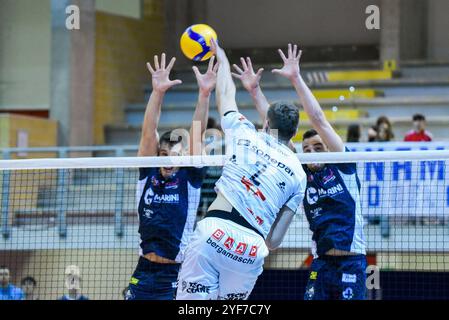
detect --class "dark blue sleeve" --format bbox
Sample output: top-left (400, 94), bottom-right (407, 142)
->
top-left (334, 147), bottom-right (357, 174)
top-left (139, 167), bottom-right (157, 180)
top-left (186, 167), bottom-right (207, 188)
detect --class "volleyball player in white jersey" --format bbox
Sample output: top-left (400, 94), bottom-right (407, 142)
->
top-left (176, 39), bottom-right (307, 300)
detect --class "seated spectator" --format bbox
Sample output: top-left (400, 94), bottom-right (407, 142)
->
top-left (347, 123), bottom-right (361, 142)
top-left (0, 266), bottom-right (24, 300)
top-left (21, 276), bottom-right (39, 300)
top-left (368, 116), bottom-right (395, 142)
top-left (59, 265), bottom-right (89, 300)
top-left (404, 114), bottom-right (433, 142)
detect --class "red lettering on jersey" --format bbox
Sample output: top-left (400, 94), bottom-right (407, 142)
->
top-left (235, 242), bottom-right (247, 255)
top-left (212, 229), bottom-right (225, 241)
top-left (223, 237), bottom-right (235, 250)
top-left (255, 216), bottom-right (264, 225)
top-left (241, 177), bottom-right (266, 201)
top-left (249, 246), bottom-right (258, 257)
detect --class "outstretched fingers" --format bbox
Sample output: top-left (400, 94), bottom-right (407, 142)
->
top-left (166, 57), bottom-right (176, 72)
top-left (232, 64), bottom-right (244, 74)
top-left (278, 49), bottom-right (287, 62)
top-left (154, 55), bottom-right (160, 70)
top-left (146, 62), bottom-right (155, 74)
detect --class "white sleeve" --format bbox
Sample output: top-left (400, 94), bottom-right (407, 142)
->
top-left (284, 176), bottom-right (307, 214)
top-left (221, 111), bottom-right (256, 132)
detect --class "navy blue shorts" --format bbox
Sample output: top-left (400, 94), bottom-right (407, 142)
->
top-left (125, 257), bottom-right (180, 300)
top-left (304, 254), bottom-right (367, 300)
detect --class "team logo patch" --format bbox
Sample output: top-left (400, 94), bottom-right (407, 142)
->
top-left (223, 237), bottom-right (235, 250)
top-left (212, 229), bottom-right (225, 241)
top-left (310, 271), bottom-right (318, 280)
top-left (342, 273), bottom-right (357, 283)
top-left (235, 242), bottom-right (247, 255)
top-left (129, 277), bottom-right (139, 285)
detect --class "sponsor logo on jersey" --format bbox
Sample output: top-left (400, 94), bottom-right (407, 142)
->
top-left (249, 245), bottom-right (258, 257)
top-left (212, 229), bottom-right (225, 241)
top-left (310, 271), bottom-right (318, 280)
top-left (306, 184), bottom-right (345, 205)
top-left (342, 273), bottom-right (357, 283)
top-left (223, 237), bottom-right (235, 250)
top-left (310, 207), bottom-right (322, 219)
top-left (235, 242), bottom-right (247, 255)
top-left (184, 282), bottom-right (211, 294)
top-left (143, 187), bottom-right (155, 205)
top-left (322, 169), bottom-right (336, 185)
top-left (219, 291), bottom-right (249, 300)
top-left (306, 187), bottom-right (319, 205)
top-left (236, 139), bottom-right (296, 177)
top-left (206, 238), bottom-right (256, 265)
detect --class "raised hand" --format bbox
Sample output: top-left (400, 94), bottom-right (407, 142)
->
top-left (232, 57), bottom-right (264, 94)
top-left (146, 53), bottom-right (182, 93)
top-left (192, 56), bottom-right (219, 95)
top-left (272, 43), bottom-right (302, 81)
top-left (209, 38), bottom-right (227, 63)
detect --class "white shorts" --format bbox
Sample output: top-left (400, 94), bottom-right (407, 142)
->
top-left (176, 216), bottom-right (269, 300)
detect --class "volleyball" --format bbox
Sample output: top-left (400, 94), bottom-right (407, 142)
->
top-left (180, 24), bottom-right (217, 61)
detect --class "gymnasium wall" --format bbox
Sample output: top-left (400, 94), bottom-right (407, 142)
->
top-left (427, 0), bottom-right (449, 61)
top-left (206, 0), bottom-right (381, 49)
top-left (0, 0), bottom-right (51, 111)
top-left (94, 0), bottom-right (165, 144)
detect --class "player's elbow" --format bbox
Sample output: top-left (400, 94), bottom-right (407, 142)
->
top-left (265, 238), bottom-right (281, 251)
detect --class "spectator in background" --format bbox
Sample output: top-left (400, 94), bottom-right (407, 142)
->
top-left (368, 116), bottom-right (395, 142)
top-left (21, 276), bottom-right (39, 300)
top-left (59, 265), bottom-right (89, 300)
top-left (347, 123), bottom-right (361, 142)
top-left (404, 114), bottom-right (433, 142)
top-left (0, 266), bottom-right (24, 300)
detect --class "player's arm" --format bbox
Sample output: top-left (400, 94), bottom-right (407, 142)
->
top-left (273, 44), bottom-right (345, 152)
top-left (209, 38), bottom-right (238, 117)
top-left (232, 57), bottom-right (269, 122)
top-left (190, 56), bottom-right (218, 155)
top-left (265, 205), bottom-right (296, 250)
top-left (138, 54), bottom-right (182, 157)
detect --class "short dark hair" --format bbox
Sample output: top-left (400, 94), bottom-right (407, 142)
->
top-left (346, 124), bottom-right (361, 142)
top-left (159, 130), bottom-right (184, 148)
top-left (21, 276), bottom-right (37, 286)
top-left (266, 101), bottom-right (299, 141)
top-left (413, 114), bottom-right (425, 121)
top-left (302, 129), bottom-right (319, 141)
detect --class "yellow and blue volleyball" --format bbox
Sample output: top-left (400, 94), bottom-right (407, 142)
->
top-left (180, 24), bottom-right (217, 61)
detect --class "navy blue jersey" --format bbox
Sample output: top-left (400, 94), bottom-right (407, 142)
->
top-left (136, 167), bottom-right (205, 262)
top-left (302, 149), bottom-right (366, 257)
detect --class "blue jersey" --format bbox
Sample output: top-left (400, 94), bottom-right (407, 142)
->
top-left (59, 294), bottom-right (89, 300)
top-left (302, 149), bottom-right (366, 258)
top-left (0, 284), bottom-right (24, 300)
top-left (136, 167), bottom-right (205, 262)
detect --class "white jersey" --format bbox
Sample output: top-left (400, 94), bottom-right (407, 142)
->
top-left (215, 111), bottom-right (307, 238)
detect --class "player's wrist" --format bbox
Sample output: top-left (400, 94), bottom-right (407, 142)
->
top-left (199, 89), bottom-right (212, 98)
top-left (249, 84), bottom-right (261, 97)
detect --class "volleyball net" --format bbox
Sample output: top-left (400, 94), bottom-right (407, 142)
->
top-left (1, 150), bottom-right (449, 300)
